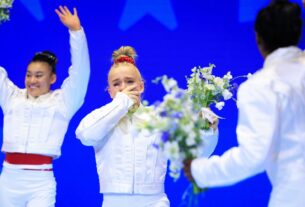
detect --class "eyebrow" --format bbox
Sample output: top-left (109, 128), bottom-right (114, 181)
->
top-left (26, 71), bottom-right (44, 75)
top-left (111, 77), bottom-right (135, 82)
top-left (111, 79), bottom-right (121, 83)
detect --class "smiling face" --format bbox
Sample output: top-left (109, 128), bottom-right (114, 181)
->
top-left (25, 61), bottom-right (56, 98)
top-left (107, 64), bottom-right (144, 99)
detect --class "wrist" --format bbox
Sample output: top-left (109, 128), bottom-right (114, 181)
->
top-left (69, 25), bottom-right (81, 31)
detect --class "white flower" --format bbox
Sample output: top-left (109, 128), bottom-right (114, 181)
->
top-left (182, 123), bottom-right (193, 132)
top-left (190, 148), bottom-right (200, 158)
top-left (163, 93), bottom-right (175, 102)
top-left (164, 141), bottom-right (180, 160)
top-left (169, 161), bottom-right (182, 180)
top-left (224, 71), bottom-right (233, 80)
top-left (162, 77), bottom-right (177, 92)
top-left (214, 77), bottom-right (225, 88)
top-left (0, 0), bottom-right (13, 8)
top-left (186, 131), bottom-right (196, 146)
top-left (222, 89), bottom-right (233, 100)
top-left (215, 101), bottom-right (225, 110)
top-left (205, 84), bottom-right (216, 91)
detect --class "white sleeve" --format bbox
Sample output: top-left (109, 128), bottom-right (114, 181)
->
top-left (191, 80), bottom-right (279, 188)
top-left (60, 28), bottom-right (90, 118)
top-left (0, 67), bottom-right (19, 113)
top-left (75, 92), bottom-right (134, 146)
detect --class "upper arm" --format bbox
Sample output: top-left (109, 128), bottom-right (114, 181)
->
top-left (0, 67), bottom-right (18, 111)
top-left (236, 81), bottom-right (279, 166)
top-left (61, 29), bottom-right (90, 117)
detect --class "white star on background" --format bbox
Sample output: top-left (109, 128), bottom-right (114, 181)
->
top-left (119, 0), bottom-right (177, 31)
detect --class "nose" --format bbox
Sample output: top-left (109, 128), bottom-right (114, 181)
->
top-left (118, 82), bottom-right (126, 91)
top-left (27, 76), bottom-right (37, 83)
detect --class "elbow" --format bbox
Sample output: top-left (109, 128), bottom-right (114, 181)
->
top-left (240, 149), bottom-right (267, 172)
top-left (75, 130), bottom-right (97, 146)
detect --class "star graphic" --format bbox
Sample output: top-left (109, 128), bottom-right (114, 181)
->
top-left (238, 0), bottom-right (268, 22)
top-left (20, 0), bottom-right (44, 21)
top-left (119, 0), bottom-right (177, 31)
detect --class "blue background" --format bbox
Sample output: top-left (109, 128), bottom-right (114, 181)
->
top-left (1, 0), bottom-right (304, 206)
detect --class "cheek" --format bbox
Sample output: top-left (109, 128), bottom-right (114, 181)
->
top-left (108, 88), bottom-right (117, 98)
top-left (136, 82), bottom-right (144, 92)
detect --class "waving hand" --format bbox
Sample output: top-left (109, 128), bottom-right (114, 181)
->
top-left (55, 6), bottom-right (81, 31)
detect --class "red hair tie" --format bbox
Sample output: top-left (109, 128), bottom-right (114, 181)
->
top-left (114, 56), bottom-right (135, 65)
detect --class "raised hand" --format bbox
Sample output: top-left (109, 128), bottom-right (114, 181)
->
top-left (55, 6), bottom-right (81, 31)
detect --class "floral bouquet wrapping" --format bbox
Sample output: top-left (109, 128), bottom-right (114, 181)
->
top-left (137, 64), bottom-right (250, 206)
top-left (0, 0), bottom-right (14, 24)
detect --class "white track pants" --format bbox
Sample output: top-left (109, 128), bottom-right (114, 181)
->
top-left (0, 167), bottom-right (56, 207)
top-left (102, 193), bottom-right (170, 207)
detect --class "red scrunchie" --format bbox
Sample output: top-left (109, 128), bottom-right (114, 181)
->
top-left (114, 56), bottom-right (135, 65)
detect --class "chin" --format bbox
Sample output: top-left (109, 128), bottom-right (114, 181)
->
top-left (27, 90), bottom-right (40, 98)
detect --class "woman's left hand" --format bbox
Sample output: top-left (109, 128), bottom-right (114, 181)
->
top-left (55, 6), bottom-right (81, 31)
top-left (183, 159), bottom-right (195, 182)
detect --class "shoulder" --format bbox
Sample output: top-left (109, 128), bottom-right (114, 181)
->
top-left (0, 66), bottom-right (8, 75)
top-left (237, 69), bottom-right (277, 105)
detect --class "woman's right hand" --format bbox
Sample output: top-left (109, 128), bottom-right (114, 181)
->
top-left (122, 85), bottom-right (141, 108)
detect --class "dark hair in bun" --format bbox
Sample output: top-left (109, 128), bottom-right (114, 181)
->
top-left (31, 51), bottom-right (58, 74)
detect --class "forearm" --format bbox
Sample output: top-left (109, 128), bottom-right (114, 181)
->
top-left (191, 146), bottom-right (265, 188)
top-left (76, 93), bottom-right (133, 146)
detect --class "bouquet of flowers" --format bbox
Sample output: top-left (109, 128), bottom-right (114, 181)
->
top-left (138, 76), bottom-right (208, 180)
top-left (137, 64), bottom-right (250, 206)
top-left (186, 64), bottom-right (233, 129)
top-left (0, 0), bottom-right (14, 24)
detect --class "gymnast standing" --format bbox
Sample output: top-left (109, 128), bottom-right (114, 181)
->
top-left (0, 6), bottom-right (90, 207)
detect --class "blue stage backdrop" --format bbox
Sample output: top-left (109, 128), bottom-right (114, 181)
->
top-left (1, 0), bottom-right (304, 206)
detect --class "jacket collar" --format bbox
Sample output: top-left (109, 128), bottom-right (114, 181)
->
top-left (26, 90), bottom-right (52, 102)
top-left (264, 46), bottom-right (302, 69)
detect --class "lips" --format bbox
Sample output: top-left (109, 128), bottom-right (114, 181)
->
top-left (28, 85), bottom-right (39, 89)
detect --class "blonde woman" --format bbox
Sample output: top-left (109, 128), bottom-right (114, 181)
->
top-left (76, 46), bottom-right (218, 207)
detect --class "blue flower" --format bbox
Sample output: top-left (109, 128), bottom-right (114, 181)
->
top-left (171, 111), bottom-right (183, 119)
top-left (175, 90), bottom-right (185, 99)
top-left (161, 131), bottom-right (170, 142)
top-left (152, 143), bottom-right (160, 149)
top-left (160, 110), bottom-right (168, 117)
top-left (153, 101), bottom-right (162, 107)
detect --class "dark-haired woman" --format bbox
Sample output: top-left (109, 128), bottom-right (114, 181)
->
top-left (183, 1), bottom-right (305, 206)
top-left (0, 6), bottom-right (90, 207)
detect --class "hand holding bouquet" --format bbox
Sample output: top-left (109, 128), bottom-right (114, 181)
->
top-left (137, 64), bottom-right (250, 206)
